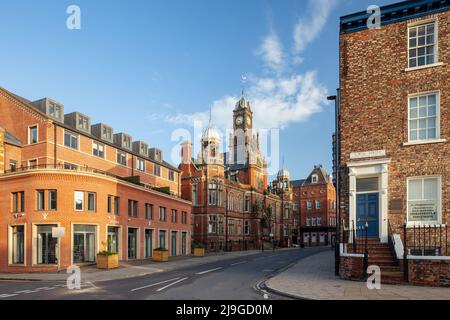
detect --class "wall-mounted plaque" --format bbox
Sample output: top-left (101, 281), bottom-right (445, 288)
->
top-left (350, 150), bottom-right (386, 160)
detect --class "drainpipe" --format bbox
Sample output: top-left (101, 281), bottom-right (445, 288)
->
top-left (53, 124), bottom-right (57, 167)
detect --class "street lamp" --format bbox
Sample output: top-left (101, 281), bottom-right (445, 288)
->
top-left (328, 91), bottom-right (340, 276)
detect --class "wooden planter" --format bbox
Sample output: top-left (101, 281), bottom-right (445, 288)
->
top-left (193, 248), bottom-right (205, 257)
top-left (96, 254), bottom-right (119, 269)
top-left (152, 250), bottom-right (169, 262)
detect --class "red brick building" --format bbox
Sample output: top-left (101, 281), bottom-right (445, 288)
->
top-left (338, 0), bottom-right (449, 286)
top-left (290, 165), bottom-right (336, 247)
top-left (179, 94), bottom-right (296, 251)
top-left (0, 87), bottom-right (192, 273)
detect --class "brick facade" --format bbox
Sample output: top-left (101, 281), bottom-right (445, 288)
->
top-left (0, 87), bottom-right (191, 272)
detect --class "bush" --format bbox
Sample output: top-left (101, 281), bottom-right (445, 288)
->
top-left (97, 251), bottom-right (118, 256)
top-left (192, 241), bottom-right (205, 249)
top-left (154, 247), bottom-right (168, 252)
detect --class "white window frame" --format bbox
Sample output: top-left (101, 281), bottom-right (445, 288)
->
top-left (407, 20), bottom-right (438, 69)
top-left (28, 125), bottom-right (38, 144)
top-left (117, 150), bottom-right (127, 166)
top-left (92, 141), bottom-right (105, 158)
top-left (74, 191), bottom-right (84, 211)
top-left (315, 200), bottom-right (321, 209)
top-left (311, 174), bottom-right (318, 183)
top-left (407, 91), bottom-right (440, 143)
top-left (406, 176), bottom-right (441, 226)
top-left (307, 201), bottom-right (312, 210)
top-left (136, 158), bottom-right (145, 172)
top-left (64, 130), bottom-right (79, 150)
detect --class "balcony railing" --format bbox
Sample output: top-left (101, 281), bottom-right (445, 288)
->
top-left (3, 164), bottom-right (179, 198)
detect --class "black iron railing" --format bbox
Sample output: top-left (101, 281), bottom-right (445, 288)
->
top-left (403, 223), bottom-right (448, 257)
top-left (342, 220), bottom-right (368, 279)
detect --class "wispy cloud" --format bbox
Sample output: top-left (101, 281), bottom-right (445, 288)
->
top-left (256, 31), bottom-right (284, 73)
top-left (293, 0), bottom-right (336, 54)
top-left (161, 1), bottom-right (333, 136)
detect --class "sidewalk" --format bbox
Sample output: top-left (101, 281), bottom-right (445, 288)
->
top-left (265, 251), bottom-right (450, 300)
top-left (0, 250), bottom-right (264, 283)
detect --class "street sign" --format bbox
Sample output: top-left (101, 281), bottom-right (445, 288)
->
top-left (52, 227), bottom-right (65, 238)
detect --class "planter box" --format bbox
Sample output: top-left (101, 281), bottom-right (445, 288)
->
top-left (96, 254), bottom-right (119, 269)
top-left (194, 248), bottom-right (205, 257)
top-left (152, 250), bottom-right (169, 262)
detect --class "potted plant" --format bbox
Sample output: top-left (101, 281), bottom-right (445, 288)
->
top-left (152, 248), bottom-right (169, 262)
top-left (96, 251), bottom-right (119, 269)
top-left (193, 241), bottom-right (206, 257)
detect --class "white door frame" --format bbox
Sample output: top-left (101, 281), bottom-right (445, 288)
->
top-left (347, 158), bottom-right (390, 243)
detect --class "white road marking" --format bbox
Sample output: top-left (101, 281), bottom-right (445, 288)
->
top-left (156, 277), bottom-right (188, 292)
top-left (0, 293), bottom-right (18, 298)
top-left (196, 267), bottom-right (223, 275)
top-left (130, 278), bottom-right (181, 292)
top-left (230, 261), bottom-right (247, 266)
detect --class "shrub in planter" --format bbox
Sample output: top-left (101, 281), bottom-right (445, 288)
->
top-left (152, 248), bottom-right (169, 262)
top-left (97, 251), bottom-right (119, 269)
top-left (193, 241), bottom-right (206, 257)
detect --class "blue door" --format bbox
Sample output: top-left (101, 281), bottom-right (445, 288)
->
top-left (356, 193), bottom-right (379, 238)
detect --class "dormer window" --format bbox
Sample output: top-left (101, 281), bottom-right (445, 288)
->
top-left (103, 127), bottom-right (112, 141)
top-left (48, 103), bottom-right (61, 119)
top-left (78, 116), bottom-right (89, 131)
top-left (312, 174), bottom-right (318, 183)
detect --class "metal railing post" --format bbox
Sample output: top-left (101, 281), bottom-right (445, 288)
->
top-left (403, 222), bottom-right (409, 283)
top-left (363, 222), bottom-right (369, 279)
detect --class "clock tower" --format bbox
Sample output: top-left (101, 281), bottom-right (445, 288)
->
top-left (233, 90), bottom-right (253, 131)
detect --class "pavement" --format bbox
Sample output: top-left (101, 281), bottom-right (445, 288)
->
top-left (0, 249), bottom-right (269, 282)
top-left (265, 251), bottom-right (450, 300)
top-left (0, 247), bottom-right (327, 300)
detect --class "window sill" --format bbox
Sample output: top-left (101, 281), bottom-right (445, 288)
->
top-left (404, 62), bottom-right (444, 72)
top-left (402, 139), bottom-right (446, 146)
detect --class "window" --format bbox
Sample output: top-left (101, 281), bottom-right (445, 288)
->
top-left (145, 203), bottom-right (153, 220)
top-left (107, 196), bottom-right (112, 214)
top-left (28, 159), bottom-right (37, 168)
top-left (159, 207), bottom-right (166, 221)
top-left (12, 192), bottom-right (24, 213)
top-left (128, 200), bottom-right (139, 217)
top-left (307, 201), bottom-right (312, 210)
top-left (208, 215), bottom-right (218, 234)
top-left (317, 217), bottom-right (322, 226)
top-left (29, 126), bottom-right (38, 144)
top-left (136, 158), bottom-right (145, 172)
top-left (284, 206), bottom-right (290, 219)
top-left (181, 211), bottom-right (187, 224)
top-left (169, 170), bottom-right (175, 181)
top-left (93, 141), bottom-right (105, 158)
top-left (159, 230), bottom-right (167, 249)
top-left (192, 184), bottom-right (198, 206)
top-left (315, 200), bottom-right (321, 209)
top-left (48, 190), bottom-right (57, 211)
top-left (153, 164), bottom-right (161, 177)
top-left (312, 217), bottom-right (317, 226)
top-left (9, 160), bottom-right (17, 172)
top-left (37, 224), bottom-right (57, 264)
top-left (407, 177), bottom-right (440, 224)
top-left (244, 194), bottom-right (251, 212)
top-left (11, 225), bottom-right (25, 264)
top-left (306, 218), bottom-right (311, 226)
top-left (408, 22), bottom-right (436, 68)
top-left (64, 131), bottom-right (78, 149)
top-left (74, 191), bottom-right (84, 211)
top-left (87, 192), bottom-right (96, 212)
top-left (37, 190), bottom-right (45, 211)
top-left (228, 193), bottom-right (234, 211)
top-left (171, 209), bottom-right (178, 223)
top-left (103, 126), bottom-right (112, 141)
top-left (208, 183), bottom-right (218, 206)
top-left (409, 93), bottom-right (439, 142)
top-left (244, 220), bottom-right (250, 235)
top-left (114, 197), bottom-right (120, 216)
top-left (117, 151), bottom-right (127, 166)
top-left (48, 102), bottom-right (61, 119)
top-left (108, 227), bottom-right (119, 253)
top-left (356, 177), bottom-right (379, 192)
top-left (64, 162), bottom-right (78, 170)
top-left (238, 195), bottom-right (243, 212)
top-left (78, 115), bottom-right (89, 131)
top-left (312, 174), bottom-right (318, 183)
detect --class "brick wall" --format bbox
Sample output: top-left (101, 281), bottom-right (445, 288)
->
top-left (408, 258), bottom-right (450, 287)
top-left (339, 255), bottom-right (364, 281)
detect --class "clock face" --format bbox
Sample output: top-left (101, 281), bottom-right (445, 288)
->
top-left (246, 117), bottom-right (251, 126)
top-left (236, 116), bottom-right (243, 125)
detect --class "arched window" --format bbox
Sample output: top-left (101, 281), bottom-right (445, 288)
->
top-left (228, 193), bottom-right (234, 211)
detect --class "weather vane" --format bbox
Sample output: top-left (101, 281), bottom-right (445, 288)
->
top-left (240, 74), bottom-right (248, 97)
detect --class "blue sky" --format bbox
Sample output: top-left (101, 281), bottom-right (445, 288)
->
top-left (0, 0), bottom-right (394, 180)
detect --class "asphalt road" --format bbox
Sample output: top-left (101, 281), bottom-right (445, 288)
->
top-left (0, 247), bottom-right (327, 300)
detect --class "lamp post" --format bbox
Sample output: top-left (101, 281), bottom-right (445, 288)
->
top-left (328, 90), bottom-right (340, 276)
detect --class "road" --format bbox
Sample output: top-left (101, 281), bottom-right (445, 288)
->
top-left (0, 247), bottom-right (327, 300)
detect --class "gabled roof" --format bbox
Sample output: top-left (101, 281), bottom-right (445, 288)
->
top-left (303, 165), bottom-right (331, 185)
top-left (291, 179), bottom-right (305, 188)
